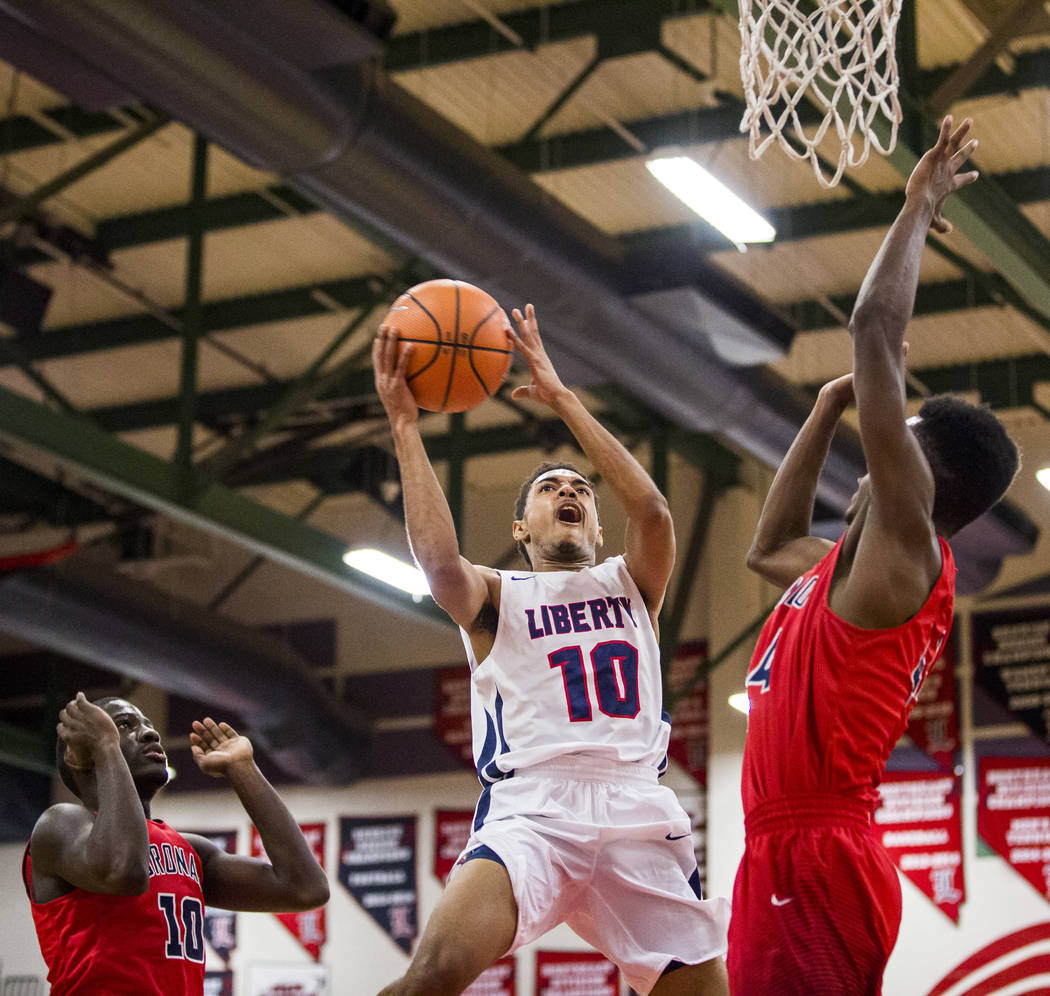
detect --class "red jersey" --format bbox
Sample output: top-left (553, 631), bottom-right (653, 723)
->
top-left (23, 819), bottom-right (207, 996)
top-left (741, 535), bottom-right (955, 815)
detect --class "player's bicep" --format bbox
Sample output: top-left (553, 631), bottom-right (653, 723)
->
top-left (746, 536), bottom-right (833, 589)
top-left (190, 844), bottom-right (320, 913)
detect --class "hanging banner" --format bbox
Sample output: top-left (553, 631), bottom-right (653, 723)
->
top-left (666, 640), bottom-right (708, 788)
top-left (251, 822), bottom-right (326, 961)
top-left (465, 957), bottom-right (516, 995)
top-left (978, 757), bottom-right (1050, 903)
top-left (535, 951), bottom-right (619, 996)
top-left (875, 772), bottom-right (964, 922)
top-left (246, 962), bottom-right (327, 996)
top-left (203, 971), bottom-right (233, 996)
top-left (434, 809), bottom-right (475, 883)
top-left (339, 815), bottom-right (418, 954)
top-left (973, 606), bottom-right (1050, 740)
top-left (183, 829), bottom-right (238, 964)
top-left (435, 665), bottom-right (475, 769)
top-left (907, 630), bottom-right (959, 769)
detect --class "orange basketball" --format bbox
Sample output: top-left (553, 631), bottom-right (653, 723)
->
top-left (380, 279), bottom-right (514, 413)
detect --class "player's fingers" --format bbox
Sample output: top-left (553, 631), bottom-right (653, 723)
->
top-left (217, 722), bottom-right (236, 738)
top-left (955, 169), bottom-right (979, 189)
top-left (395, 341), bottom-right (413, 377)
top-left (936, 115), bottom-right (953, 149)
top-left (951, 138), bottom-right (977, 167)
top-left (948, 117), bottom-right (972, 149)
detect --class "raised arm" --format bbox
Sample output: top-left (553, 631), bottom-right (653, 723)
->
top-left (30, 694), bottom-right (150, 896)
top-left (746, 375), bottom-right (853, 588)
top-left (184, 719), bottom-right (329, 913)
top-left (372, 326), bottom-right (493, 628)
top-left (509, 305), bottom-right (674, 616)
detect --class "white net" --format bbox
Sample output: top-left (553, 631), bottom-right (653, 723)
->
top-left (738, 0), bottom-right (903, 188)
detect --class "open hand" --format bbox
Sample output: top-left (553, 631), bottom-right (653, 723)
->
top-left (508, 304), bottom-right (571, 409)
top-left (58, 692), bottom-right (119, 771)
top-left (190, 718), bottom-right (254, 778)
top-left (373, 324), bottom-right (420, 427)
top-left (906, 116), bottom-right (979, 234)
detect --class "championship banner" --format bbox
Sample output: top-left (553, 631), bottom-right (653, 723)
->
top-left (435, 665), bottom-right (474, 769)
top-left (465, 957), bottom-right (516, 995)
top-left (906, 630), bottom-right (959, 770)
top-left (184, 829), bottom-right (238, 964)
top-left (978, 757), bottom-right (1050, 903)
top-left (875, 772), bottom-right (964, 922)
top-left (203, 971), bottom-right (233, 996)
top-left (434, 809), bottom-right (474, 882)
top-left (666, 640), bottom-right (709, 787)
top-left (973, 606), bottom-right (1050, 740)
top-left (535, 951), bottom-right (620, 996)
top-left (339, 815), bottom-right (418, 954)
top-left (251, 822), bottom-right (326, 961)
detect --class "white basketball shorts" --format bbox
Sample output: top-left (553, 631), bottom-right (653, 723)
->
top-left (451, 754), bottom-right (730, 995)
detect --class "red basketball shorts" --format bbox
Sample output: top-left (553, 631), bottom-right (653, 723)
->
top-left (727, 795), bottom-right (901, 996)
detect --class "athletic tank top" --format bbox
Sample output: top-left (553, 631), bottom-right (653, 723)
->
top-left (460, 555), bottom-right (671, 784)
top-left (741, 536), bottom-right (956, 816)
top-left (23, 819), bottom-right (207, 995)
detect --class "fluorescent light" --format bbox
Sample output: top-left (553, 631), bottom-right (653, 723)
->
top-left (343, 548), bottom-right (431, 597)
top-left (646, 154), bottom-right (775, 248)
top-left (728, 692), bottom-right (751, 715)
top-left (1038, 467), bottom-right (1050, 492)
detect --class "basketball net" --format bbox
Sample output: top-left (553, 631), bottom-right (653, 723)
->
top-left (738, 0), bottom-right (903, 188)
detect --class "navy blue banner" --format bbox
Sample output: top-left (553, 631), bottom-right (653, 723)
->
top-left (186, 829), bottom-right (238, 964)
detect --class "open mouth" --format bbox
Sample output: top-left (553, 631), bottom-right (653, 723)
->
top-left (557, 504), bottom-right (582, 524)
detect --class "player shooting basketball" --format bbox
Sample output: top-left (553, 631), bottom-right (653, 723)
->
top-left (372, 305), bottom-right (730, 995)
top-left (727, 118), bottom-right (1020, 995)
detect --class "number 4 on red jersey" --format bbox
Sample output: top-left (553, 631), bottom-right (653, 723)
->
top-left (746, 628), bottom-right (782, 694)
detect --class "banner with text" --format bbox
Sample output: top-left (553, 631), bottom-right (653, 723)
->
top-left (246, 962), bottom-right (327, 996)
top-left (979, 757), bottom-right (1050, 904)
top-left (875, 772), bottom-right (964, 922)
top-left (203, 971), bottom-right (233, 996)
top-left (906, 630), bottom-right (959, 769)
top-left (251, 822), bottom-right (326, 961)
top-left (465, 957), bottom-right (516, 995)
top-left (184, 829), bottom-right (238, 964)
top-left (535, 951), bottom-right (619, 996)
top-left (435, 665), bottom-right (474, 769)
top-left (434, 809), bottom-right (474, 883)
top-left (973, 607), bottom-right (1050, 740)
top-left (339, 815), bottom-right (418, 954)
top-left (666, 640), bottom-right (709, 788)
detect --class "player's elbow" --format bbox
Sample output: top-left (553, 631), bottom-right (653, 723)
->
top-left (288, 874), bottom-right (330, 911)
top-left (101, 860), bottom-right (151, 896)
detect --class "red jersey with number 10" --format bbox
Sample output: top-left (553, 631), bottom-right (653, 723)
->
top-left (741, 536), bottom-right (956, 816)
top-left (23, 819), bottom-right (207, 996)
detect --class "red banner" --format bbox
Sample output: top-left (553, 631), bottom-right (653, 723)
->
top-left (666, 641), bottom-right (708, 788)
top-left (465, 957), bottom-right (516, 995)
top-left (875, 772), bottom-right (964, 922)
top-left (978, 757), bottom-right (1050, 903)
top-left (435, 664), bottom-right (474, 769)
top-left (434, 809), bottom-right (475, 882)
top-left (251, 821), bottom-right (326, 960)
top-left (906, 631), bottom-right (958, 770)
top-left (535, 951), bottom-right (619, 996)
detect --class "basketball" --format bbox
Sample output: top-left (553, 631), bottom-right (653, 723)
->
top-left (380, 279), bottom-right (514, 413)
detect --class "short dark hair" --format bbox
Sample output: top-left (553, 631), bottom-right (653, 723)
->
top-left (55, 695), bottom-right (122, 797)
top-left (514, 461), bottom-right (596, 567)
top-left (912, 394), bottom-right (1020, 537)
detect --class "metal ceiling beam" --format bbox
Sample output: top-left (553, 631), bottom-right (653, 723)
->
top-left (0, 382), bottom-right (451, 627)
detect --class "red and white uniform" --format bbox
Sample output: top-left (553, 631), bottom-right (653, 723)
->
top-left (728, 536), bottom-right (955, 996)
top-left (23, 819), bottom-right (207, 996)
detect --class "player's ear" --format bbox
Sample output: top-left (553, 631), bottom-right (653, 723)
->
top-left (595, 524), bottom-right (604, 548)
top-left (512, 517), bottom-right (529, 544)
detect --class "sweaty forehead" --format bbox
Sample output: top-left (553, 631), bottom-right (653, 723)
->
top-left (104, 699), bottom-right (143, 720)
top-left (532, 468), bottom-right (591, 489)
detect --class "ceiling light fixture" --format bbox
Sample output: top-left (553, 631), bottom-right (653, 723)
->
top-left (1037, 467), bottom-right (1050, 492)
top-left (342, 548), bottom-right (431, 597)
top-left (728, 692), bottom-right (751, 715)
top-left (646, 153), bottom-right (776, 251)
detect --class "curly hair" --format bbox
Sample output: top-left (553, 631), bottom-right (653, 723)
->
top-left (513, 461), bottom-right (596, 567)
top-left (911, 394), bottom-right (1020, 537)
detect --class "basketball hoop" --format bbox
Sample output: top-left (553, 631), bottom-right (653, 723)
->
top-left (738, 0), bottom-right (903, 188)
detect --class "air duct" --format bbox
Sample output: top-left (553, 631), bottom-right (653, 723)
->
top-left (0, 0), bottom-right (1036, 593)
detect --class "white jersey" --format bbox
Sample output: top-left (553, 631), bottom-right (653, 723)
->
top-left (460, 555), bottom-right (671, 783)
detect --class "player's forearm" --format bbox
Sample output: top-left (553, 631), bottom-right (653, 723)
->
top-left (389, 420), bottom-right (462, 572)
top-left (226, 760), bottom-right (329, 909)
top-left (83, 744), bottom-right (150, 890)
top-left (849, 198), bottom-right (933, 353)
top-left (550, 388), bottom-right (668, 521)
top-left (749, 392), bottom-right (845, 557)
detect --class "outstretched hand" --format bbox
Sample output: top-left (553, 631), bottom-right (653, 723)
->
top-left (372, 324), bottom-right (419, 427)
top-left (190, 718), bottom-right (254, 778)
top-left (508, 304), bottom-right (571, 409)
top-left (906, 116), bottom-right (979, 234)
top-left (58, 692), bottom-right (119, 771)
